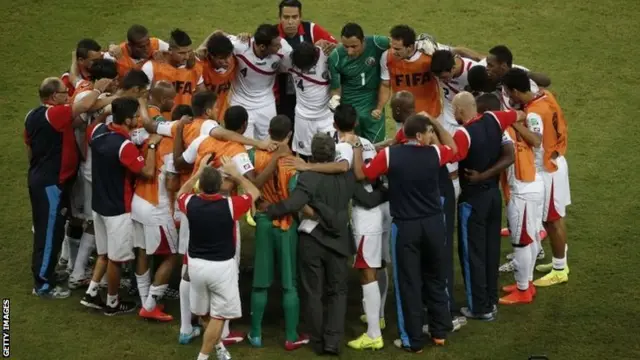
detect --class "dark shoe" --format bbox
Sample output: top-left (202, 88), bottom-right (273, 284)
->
top-left (104, 300), bottom-right (137, 316)
top-left (80, 293), bottom-right (105, 310)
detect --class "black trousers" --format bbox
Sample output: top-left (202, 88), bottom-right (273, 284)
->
top-left (298, 233), bottom-right (349, 354)
top-left (457, 186), bottom-right (502, 314)
top-left (393, 215), bottom-right (452, 351)
top-left (29, 182), bottom-right (71, 293)
top-left (440, 177), bottom-right (457, 312)
top-left (276, 74), bottom-right (297, 149)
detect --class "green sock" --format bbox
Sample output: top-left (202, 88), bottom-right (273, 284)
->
top-left (250, 288), bottom-right (268, 338)
top-left (283, 288), bottom-right (300, 342)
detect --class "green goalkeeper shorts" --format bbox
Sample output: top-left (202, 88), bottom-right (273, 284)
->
top-left (252, 213), bottom-right (298, 289)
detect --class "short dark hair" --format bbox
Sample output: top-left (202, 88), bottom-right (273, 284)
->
top-left (127, 24), bottom-right (149, 43)
top-left (39, 78), bottom-right (63, 99)
top-left (468, 65), bottom-right (491, 93)
top-left (333, 104), bottom-right (358, 132)
top-left (341, 23), bottom-right (364, 40)
top-left (88, 59), bottom-right (118, 80)
top-left (269, 115), bottom-right (292, 141)
top-left (278, 0), bottom-right (302, 15)
top-left (76, 38), bottom-right (101, 60)
top-left (430, 50), bottom-right (456, 75)
top-left (404, 114), bottom-right (432, 138)
top-left (171, 104), bottom-right (193, 120)
top-left (489, 45), bottom-right (513, 67)
top-left (111, 97), bottom-right (140, 125)
top-left (502, 68), bottom-right (531, 93)
top-left (254, 24), bottom-right (280, 47)
top-left (224, 105), bottom-right (248, 132)
top-left (291, 41), bottom-right (318, 70)
top-left (390, 25), bottom-right (416, 47)
top-left (206, 34), bottom-right (233, 58)
top-left (169, 28), bottom-right (192, 48)
top-left (310, 133), bottom-right (335, 163)
top-left (191, 91), bottom-right (217, 117)
top-left (475, 93), bottom-right (502, 112)
top-left (199, 166), bottom-right (222, 194)
top-left (121, 69), bottom-right (150, 90)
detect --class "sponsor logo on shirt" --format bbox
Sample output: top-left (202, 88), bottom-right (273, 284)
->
top-left (271, 61), bottom-right (280, 70)
top-left (365, 57), bottom-right (376, 66)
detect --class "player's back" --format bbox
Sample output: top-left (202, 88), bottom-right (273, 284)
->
top-left (230, 36), bottom-right (291, 110)
top-left (152, 61), bottom-right (204, 106)
top-left (254, 149), bottom-right (296, 204)
top-left (386, 51), bottom-right (441, 118)
top-left (193, 137), bottom-right (247, 174)
top-left (199, 56), bottom-right (237, 120)
top-left (289, 47), bottom-right (331, 119)
top-left (439, 57), bottom-right (480, 131)
top-left (526, 92), bottom-right (567, 172)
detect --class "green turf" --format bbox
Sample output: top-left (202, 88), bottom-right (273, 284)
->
top-left (2, 0), bottom-right (640, 359)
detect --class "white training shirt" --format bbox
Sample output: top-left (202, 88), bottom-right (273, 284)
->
top-left (74, 91), bottom-right (111, 182)
top-left (229, 35), bottom-right (292, 110)
top-left (288, 46), bottom-right (332, 121)
top-left (477, 58), bottom-right (540, 110)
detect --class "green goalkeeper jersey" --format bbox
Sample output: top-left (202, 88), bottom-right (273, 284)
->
top-left (328, 35), bottom-right (390, 107)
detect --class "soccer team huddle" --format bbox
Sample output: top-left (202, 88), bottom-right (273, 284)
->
top-left (25, 0), bottom-right (572, 359)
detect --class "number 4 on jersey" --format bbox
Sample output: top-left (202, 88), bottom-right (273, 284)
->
top-left (240, 68), bottom-right (248, 77)
top-left (296, 79), bottom-right (304, 91)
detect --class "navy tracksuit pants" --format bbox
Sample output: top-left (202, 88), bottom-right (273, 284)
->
top-left (457, 186), bottom-right (503, 315)
top-left (392, 214), bottom-right (453, 351)
top-left (29, 182), bottom-right (71, 293)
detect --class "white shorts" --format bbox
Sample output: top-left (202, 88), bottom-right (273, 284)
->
top-left (292, 114), bottom-right (334, 156)
top-left (93, 212), bottom-right (134, 262)
top-left (70, 176), bottom-right (92, 220)
top-left (133, 220), bottom-right (178, 255)
top-left (243, 104), bottom-right (277, 143)
top-left (541, 156), bottom-right (571, 221)
top-left (188, 256), bottom-right (241, 319)
top-left (353, 233), bottom-right (389, 269)
top-left (507, 193), bottom-right (544, 246)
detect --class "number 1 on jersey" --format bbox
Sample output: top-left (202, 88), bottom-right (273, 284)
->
top-left (360, 72), bottom-right (365, 86)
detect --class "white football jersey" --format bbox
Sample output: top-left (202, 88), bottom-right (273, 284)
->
top-left (229, 35), bottom-right (292, 110)
top-left (288, 46), bottom-right (332, 121)
top-left (331, 134), bottom-right (385, 235)
top-left (438, 57), bottom-right (480, 134)
top-left (74, 91), bottom-right (111, 182)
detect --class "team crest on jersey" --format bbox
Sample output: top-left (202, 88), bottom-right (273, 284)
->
top-left (365, 57), bottom-right (376, 66)
top-left (271, 61), bottom-right (280, 70)
top-left (298, 141), bottom-right (305, 149)
top-left (322, 70), bottom-right (330, 80)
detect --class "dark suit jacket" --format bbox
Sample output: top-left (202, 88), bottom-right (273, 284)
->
top-left (265, 170), bottom-right (386, 257)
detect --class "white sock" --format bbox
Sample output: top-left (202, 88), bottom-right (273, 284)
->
top-left (197, 352), bottom-right (209, 360)
top-left (60, 237), bottom-right (70, 261)
top-left (552, 257), bottom-right (566, 270)
top-left (528, 241), bottom-right (542, 281)
top-left (216, 342), bottom-right (226, 351)
top-left (363, 281), bottom-right (382, 339)
top-left (106, 294), bottom-right (118, 307)
top-left (179, 279), bottom-right (193, 334)
top-left (86, 281), bottom-right (99, 297)
top-left (71, 233), bottom-right (95, 280)
top-left (135, 270), bottom-right (151, 306)
top-left (144, 284), bottom-right (168, 311)
top-left (67, 236), bottom-right (81, 270)
top-left (564, 243), bottom-right (568, 264)
top-left (221, 320), bottom-right (230, 339)
top-left (100, 273), bottom-right (107, 285)
top-left (453, 177), bottom-right (461, 200)
top-left (513, 246), bottom-right (531, 290)
top-left (377, 269), bottom-right (388, 319)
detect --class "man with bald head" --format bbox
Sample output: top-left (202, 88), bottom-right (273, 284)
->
top-left (448, 91), bottom-right (525, 320)
top-left (148, 80), bottom-right (177, 121)
top-left (26, 76), bottom-right (111, 298)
